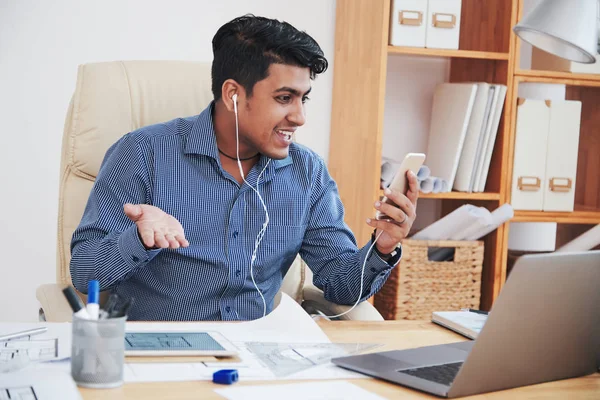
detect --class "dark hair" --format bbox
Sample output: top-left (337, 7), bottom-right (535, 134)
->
top-left (211, 14), bottom-right (328, 101)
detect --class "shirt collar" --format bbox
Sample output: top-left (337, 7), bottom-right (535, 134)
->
top-left (184, 101), bottom-right (293, 170)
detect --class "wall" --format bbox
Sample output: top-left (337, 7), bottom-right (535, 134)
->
top-left (0, 0), bottom-right (336, 321)
top-left (383, 55), bottom-right (451, 231)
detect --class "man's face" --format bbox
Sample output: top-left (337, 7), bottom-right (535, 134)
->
top-left (237, 63), bottom-right (311, 160)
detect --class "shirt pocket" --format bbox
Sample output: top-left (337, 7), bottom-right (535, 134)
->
top-left (253, 224), bottom-right (306, 281)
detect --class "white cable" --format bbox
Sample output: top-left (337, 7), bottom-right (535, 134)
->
top-left (322, 230), bottom-right (385, 320)
top-left (233, 96), bottom-right (270, 318)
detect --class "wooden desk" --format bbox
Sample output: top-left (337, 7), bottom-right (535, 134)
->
top-left (80, 321), bottom-right (600, 399)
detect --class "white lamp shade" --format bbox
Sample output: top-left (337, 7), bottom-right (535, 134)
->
top-left (514, 0), bottom-right (598, 63)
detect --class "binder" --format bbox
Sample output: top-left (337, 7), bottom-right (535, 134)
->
top-left (426, 83), bottom-right (478, 190)
top-left (475, 85), bottom-right (507, 192)
top-left (543, 100), bottom-right (582, 211)
top-left (453, 83), bottom-right (493, 192)
top-left (511, 99), bottom-right (551, 210)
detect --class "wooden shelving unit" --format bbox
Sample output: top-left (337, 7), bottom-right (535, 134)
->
top-left (515, 69), bottom-right (600, 83)
top-left (388, 46), bottom-right (509, 60)
top-left (328, 0), bottom-right (599, 312)
top-left (513, 211), bottom-right (600, 224)
top-left (419, 192), bottom-right (501, 201)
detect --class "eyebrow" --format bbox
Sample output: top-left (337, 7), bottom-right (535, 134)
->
top-left (273, 86), bottom-right (312, 97)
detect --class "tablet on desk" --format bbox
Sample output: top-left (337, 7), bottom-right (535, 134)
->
top-left (124, 331), bottom-right (238, 357)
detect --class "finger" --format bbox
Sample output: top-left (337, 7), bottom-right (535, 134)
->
top-left (366, 217), bottom-right (406, 236)
top-left (378, 193), bottom-right (415, 220)
top-left (154, 231), bottom-right (170, 248)
top-left (124, 203), bottom-right (143, 222)
top-left (375, 201), bottom-right (406, 224)
top-left (165, 233), bottom-right (179, 249)
top-left (174, 232), bottom-right (189, 247)
top-left (139, 227), bottom-right (155, 248)
top-left (406, 171), bottom-right (420, 204)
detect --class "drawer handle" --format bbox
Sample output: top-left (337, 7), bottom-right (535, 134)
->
top-left (432, 13), bottom-right (457, 29)
top-left (549, 177), bottom-right (572, 192)
top-left (518, 176), bottom-right (541, 192)
top-left (399, 10), bottom-right (423, 26)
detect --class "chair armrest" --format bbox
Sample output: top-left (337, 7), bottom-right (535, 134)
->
top-left (36, 283), bottom-right (73, 322)
top-left (301, 285), bottom-right (384, 321)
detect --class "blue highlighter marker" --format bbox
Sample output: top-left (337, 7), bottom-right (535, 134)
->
top-left (87, 280), bottom-right (100, 320)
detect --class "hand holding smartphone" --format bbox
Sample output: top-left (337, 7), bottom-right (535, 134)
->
top-left (376, 152), bottom-right (426, 220)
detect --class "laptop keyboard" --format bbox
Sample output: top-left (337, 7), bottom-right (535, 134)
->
top-left (398, 362), bottom-right (463, 386)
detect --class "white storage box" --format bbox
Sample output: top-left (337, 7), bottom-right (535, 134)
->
top-left (511, 99), bottom-right (582, 212)
top-left (390, 0), bottom-right (429, 47)
top-left (511, 99), bottom-right (550, 211)
top-left (425, 0), bottom-right (462, 50)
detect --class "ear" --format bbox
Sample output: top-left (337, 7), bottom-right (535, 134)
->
top-left (221, 79), bottom-right (242, 113)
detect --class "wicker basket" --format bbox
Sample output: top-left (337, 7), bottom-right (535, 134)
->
top-left (374, 239), bottom-right (484, 320)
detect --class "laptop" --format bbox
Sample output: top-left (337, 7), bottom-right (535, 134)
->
top-left (332, 251), bottom-right (600, 398)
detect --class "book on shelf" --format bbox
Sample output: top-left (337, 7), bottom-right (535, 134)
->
top-left (421, 82), bottom-right (507, 193)
top-left (431, 310), bottom-right (488, 340)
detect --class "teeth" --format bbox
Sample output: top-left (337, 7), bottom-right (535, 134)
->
top-left (277, 130), bottom-right (293, 141)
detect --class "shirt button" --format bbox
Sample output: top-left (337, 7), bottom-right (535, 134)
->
top-left (132, 256), bottom-right (139, 262)
top-left (235, 270), bottom-right (241, 277)
top-left (232, 231), bottom-right (238, 239)
top-left (225, 306), bottom-right (231, 313)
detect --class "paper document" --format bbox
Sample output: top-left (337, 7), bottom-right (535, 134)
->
top-left (123, 294), bottom-right (365, 382)
top-left (214, 381), bottom-right (387, 400)
top-left (432, 311), bottom-right (488, 340)
top-left (0, 323), bottom-right (71, 373)
top-left (0, 368), bottom-right (82, 400)
top-left (245, 342), bottom-right (380, 377)
top-left (411, 204), bottom-right (487, 240)
top-left (557, 224), bottom-right (600, 252)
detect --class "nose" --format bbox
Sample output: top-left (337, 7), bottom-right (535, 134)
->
top-left (287, 100), bottom-right (306, 127)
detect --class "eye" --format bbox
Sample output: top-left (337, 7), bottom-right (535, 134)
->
top-left (302, 96), bottom-right (310, 104)
top-left (277, 95), bottom-right (292, 103)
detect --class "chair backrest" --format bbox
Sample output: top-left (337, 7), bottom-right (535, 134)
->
top-left (58, 61), bottom-right (304, 302)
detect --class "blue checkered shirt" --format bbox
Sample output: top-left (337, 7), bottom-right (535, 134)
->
top-left (70, 103), bottom-right (398, 321)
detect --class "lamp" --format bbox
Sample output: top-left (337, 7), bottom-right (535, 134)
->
top-left (513, 0), bottom-right (598, 63)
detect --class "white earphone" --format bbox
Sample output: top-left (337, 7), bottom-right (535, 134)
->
top-left (229, 89), bottom-right (376, 320)
top-left (230, 90), bottom-right (271, 318)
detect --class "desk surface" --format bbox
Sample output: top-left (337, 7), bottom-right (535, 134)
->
top-left (79, 320), bottom-right (600, 399)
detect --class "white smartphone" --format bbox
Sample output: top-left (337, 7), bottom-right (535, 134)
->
top-left (376, 152), bottom-right (426, 220)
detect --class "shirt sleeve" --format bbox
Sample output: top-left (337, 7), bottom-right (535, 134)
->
top-left (299, 156), bottom-right (401, 305)
top-left (69, 133), bottom-right (161, 294)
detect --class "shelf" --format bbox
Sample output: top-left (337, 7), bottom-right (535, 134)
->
top-left (419, 191), bottom-right (501, 200)
top-left (516, 69), bottom-right (600, 87)
top-left (512, 210), bottom-right (600, 224)
top-left (387, 46), bottom-right (509, 60)
top-left (378, 189), bottom-right (500, 201)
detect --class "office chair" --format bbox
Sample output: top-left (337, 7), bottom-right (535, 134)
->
top-left (35, 61), bottom-right (383, 322)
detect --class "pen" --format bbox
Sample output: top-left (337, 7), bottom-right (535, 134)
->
top-left (87, 280), bottom-right (100, 320)
top-left (99, 293), bottom-right (120, 319)
top-left (109, 297), bottom-right (134, 318)
top-left (0, 327), bottom-right (48, 342)
top-left (62, 287), bottom-right (91, 319)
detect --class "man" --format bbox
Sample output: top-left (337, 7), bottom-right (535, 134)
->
top-left (70, 15), bottom-right (419, 321)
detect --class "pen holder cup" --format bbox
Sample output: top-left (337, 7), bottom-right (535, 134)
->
top-left (71, 315), bottom-right (127, 388)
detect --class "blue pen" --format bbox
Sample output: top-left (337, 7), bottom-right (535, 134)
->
top-left (87, 280), bottom-right (100, 320)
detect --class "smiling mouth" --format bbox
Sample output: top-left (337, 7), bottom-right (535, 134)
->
top-left (275, 129), bottom-right (294, 143)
